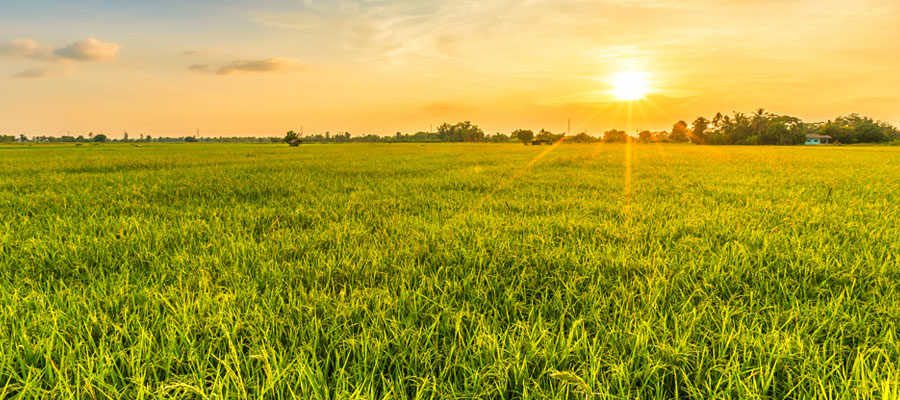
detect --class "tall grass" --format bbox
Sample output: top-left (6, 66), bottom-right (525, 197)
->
top-left (0, 142), bottom-right (898, 398)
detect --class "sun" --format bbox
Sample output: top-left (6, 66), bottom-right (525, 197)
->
top-left (610, 71), bottom-right (650, 101)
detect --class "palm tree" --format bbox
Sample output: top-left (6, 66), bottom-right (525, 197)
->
top-left (751, 108), bottom-right (769, 136)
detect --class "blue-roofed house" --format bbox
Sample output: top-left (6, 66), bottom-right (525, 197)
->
top-left (805, 134), bottom-right (833, 145)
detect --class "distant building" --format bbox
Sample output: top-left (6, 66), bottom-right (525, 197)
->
top-left (805, 134), bottom-right (833, 145)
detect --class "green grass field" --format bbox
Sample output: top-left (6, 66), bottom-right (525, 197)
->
top-left (1, 142), bottom-right (899, 399)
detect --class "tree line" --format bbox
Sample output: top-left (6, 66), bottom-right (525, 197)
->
top-left (286, 122), bottom-right (572, 145)
top-left (5, 110), bottom-right (897, 145)
top-left (3, 132), bottom-right (281, 144)
top-left (682, 109), bottom-right (899, 145)
top-left (285, 112), bottom-right (899, 146)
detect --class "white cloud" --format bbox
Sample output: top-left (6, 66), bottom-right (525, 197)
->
top-left (0, 37), bottom-right (120, 79)
top-left (54, 38), bottom-right (120, 62)
top-left (1, 37), bottom-right (120, 62)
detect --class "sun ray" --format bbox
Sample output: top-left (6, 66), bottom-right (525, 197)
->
top-left (631, 100), bottom-right (670, 160)
top-left (467, 136), bottom-right (571, 215)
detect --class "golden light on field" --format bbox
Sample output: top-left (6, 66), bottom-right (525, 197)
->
top-left (610, 71), bottom-right (650, 101)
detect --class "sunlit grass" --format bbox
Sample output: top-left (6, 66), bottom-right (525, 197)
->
top-left (0, 142), bottom-right (898, 398)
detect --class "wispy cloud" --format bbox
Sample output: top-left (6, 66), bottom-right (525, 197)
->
top-left (246, 0), bottom-right (899, 78)
top-left (1, 37), bottom-right (120, 78)
top-left (188, 64), bottom-right (212, 72)
top-left (189, 58), bottom-right (305, 75)
top-left (180, 49), bottom-right (219, 56)
top-left (247, 0), bottom-right (680, 74)
top-left (0, 39), bottom-right (56, 61)
top-left (0, 37), bottom-right (120, 62)
top-left (13, 67), bottom-right (53, 79)
top-left (54, 38), bottom-right (120, 62)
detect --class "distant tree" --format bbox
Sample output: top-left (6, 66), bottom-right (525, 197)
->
top-left (438, 121), bottom-right (485, 142)
top-left (691, 117), bottom-right (709, 144)
top-left (711, 112), bottom-right (725, 132)
top-left (489, 132), bottom-right (511, 143)
top-left (603, 129), bottom-right (628, 142)
top-left (123, 131), bottom-right (129, 142)
top-left (750, 108), bottom-right (770, 137)
top-left (755, 115), bottom-right (805, 145)
top-left (513, 129), bottom-right (534, 145)
top-left (882, 122), bottom-right (900, 141)
top-left (145, 135), bottom-right (152, 142)
top-left (856, 121), bottom-right (889, 143)
top-left (184, 136), bottom-right (198, 143)
top-left (535, 129), bottom-right (564, 143)
top-left (18, 134), bottom-right (27, 142)
top-left (638, 131), bottom-right (653, 143)
top-left (815, 114), bottom-right (891, 144)
top-left (92, 134), bottom-right (108, 143)
top-left (88, 132), bottom-right (94, 141)
top-left (0, 135), bottom-right (14, 143)
top-left (820, 123), bottom-right (854, 144)
top-left (709, 108), bottom-right (767, 146)
top-left (570, 132), bottom-right (598, 143)
top-left (284, 130), bottom-right (300, 144)
top-left (762, 122), bottom-right (789, 145)
top-left (670, 121), bottom-right (690, 142)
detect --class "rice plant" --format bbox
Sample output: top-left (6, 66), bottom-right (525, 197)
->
top-left (0, 142), bottom-right (898, 399)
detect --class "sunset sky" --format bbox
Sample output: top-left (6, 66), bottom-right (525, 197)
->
top-left (2, 0), bottom-right (899, 138)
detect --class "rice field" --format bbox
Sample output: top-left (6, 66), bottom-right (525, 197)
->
top-left (0, 142), bottom-right (899, 399)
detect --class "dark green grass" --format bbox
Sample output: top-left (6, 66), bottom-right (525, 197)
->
top-left (0, 142), bottom-right (899, 398)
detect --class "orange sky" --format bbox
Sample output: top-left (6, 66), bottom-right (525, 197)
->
top-left (1, 0), bottom-right (899, 138)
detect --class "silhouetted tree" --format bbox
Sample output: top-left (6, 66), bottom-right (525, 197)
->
top-left (488, 132), bottom-right (511, 143)
top-left (570, 132), bottom-right (599, 143)
top-left (814, 114), bottom-right (892, 144)
top-left (691, 117), bottom-right (709, 144)
top-left (603, 129), bottom-right (628, 142)
top-left (513, 129), bottom-right (534, 145)
top-left (670, 121), bottom-right (690, 142)
top-left (536, 129), bottom-right (563, 143)
top-left (438, 121), bottom-right (485, 142)
top-left (284, 130), bottom-right (300, 144)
